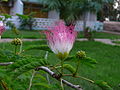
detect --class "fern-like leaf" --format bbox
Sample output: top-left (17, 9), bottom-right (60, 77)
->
top-left (95, 80), bottom-right (113, 90)
top-left (33, 83), bottom-right (51, 88)
top-left (7, 56), bottom-right (42, 72)
top-left (64, 56), bottom-right (97, 68)
top-left (80, 57), bottom-right (97, 68)
top-left (64, 56), bottom-right (75, 62)
top-left (63, 64), bottom-right (76, 74)
top-left (0, 49), bottom-right (20, 62)
top-left (10, 59), bottom-right (49, 78)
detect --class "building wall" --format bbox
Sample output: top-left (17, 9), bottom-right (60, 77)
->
top-left (0, 1), bottom-right (48, 18)
top-left (24, 2), bottom-right (48, 18)
top-left (0, 2), bottom-right (10, 14)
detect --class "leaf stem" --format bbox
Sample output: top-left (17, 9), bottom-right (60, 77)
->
top-left (74, 60), bottom-right (80, 76)
top-left (63, 74), bottom-right (94, 83)
top-left (28, 70), bottom-right (36, 90)
top-left (15, 45), bottom-right (17, 54)
top-left (61, 79), bottom-right (64, 90)
top-left (75, 76), bottom-right (94, 83)
top-left (61, 59), bottom-right (64, 74)
top-left (19, 43), bottom-right (22, 54)
top-left (45, 51), bottom-right (51, 85)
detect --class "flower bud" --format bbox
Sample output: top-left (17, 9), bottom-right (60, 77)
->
top-left (76, 51), bottom-right (86, 59)
top-left (57, 52), bottom-right (68, 60)
top-left (11, 38), bottom-right (22, 46)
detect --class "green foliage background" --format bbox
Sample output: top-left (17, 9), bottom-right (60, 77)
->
top-left (0, 40), bottom-right (120, 90)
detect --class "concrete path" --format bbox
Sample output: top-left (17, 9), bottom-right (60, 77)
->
top-left (0, 39), bottom-right (45, 43)
top-left (76, 39), bottom-right (117, 45)
top-left (0, 38), bottom-right (119, 46)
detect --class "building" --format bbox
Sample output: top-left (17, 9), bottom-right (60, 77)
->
top-left (0, 0), bottom-right (60, 19)
top-left (0, 0), bottom-right (103, 31)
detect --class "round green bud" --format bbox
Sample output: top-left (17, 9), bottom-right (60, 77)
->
top-left (76, 51), bottom-right (86, 59)
top-left (11, 38), bottom-right (22, 46)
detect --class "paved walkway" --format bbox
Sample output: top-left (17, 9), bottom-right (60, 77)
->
top-left (0, 38), bottom-right (119, 46)
top-left (0, 39), bottom-right (45, 43)
top-left (76, 39), bottom-right (118, 45)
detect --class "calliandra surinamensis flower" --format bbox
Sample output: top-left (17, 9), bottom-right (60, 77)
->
top-left (44, 21), bottom-right (77, 60)
top-left (0, 21), bottom-right (5, 39)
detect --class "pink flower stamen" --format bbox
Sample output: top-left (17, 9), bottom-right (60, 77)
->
top-left (0, 22), bottom-right (5, 36)
top-left (44, 21), bottom-right (77, 56)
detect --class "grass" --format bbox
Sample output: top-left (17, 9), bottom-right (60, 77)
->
top-left (2, 30), bottom-right (120, 39)
top-left (78, 32), bottom-right (120, 39)
top-left (0, 40), bottom-right (120, 90)
top-left (2, 30), bottom-right (45, 39)
top-left (112, 41), bottom-right (120, 44)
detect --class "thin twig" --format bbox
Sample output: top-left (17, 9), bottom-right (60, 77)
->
top-left (44, 51), bottom-right (51, 84)
top-left (61, 79), bottom-right (64, 90)
top-left (19, 43), bottom-right (23, 54)
top-left (27, 70), bottom-right (36, 90)
top-left (0, 80), bottom-right (9, 90)
top-left (75, 76), bottom-right (94, 83)
top-left (0, 62), bottom-right (13, 66)
top-left (63, 74), bottom-right (94, 83)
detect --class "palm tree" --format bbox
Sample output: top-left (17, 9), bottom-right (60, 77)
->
top-left (39, 0), bottom-right (84, 25)
top-left (39, 0), bottom-right (114, 36)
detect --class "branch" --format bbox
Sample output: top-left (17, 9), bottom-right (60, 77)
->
top-left (0, 62), bottom-right (13, 66)
top-left (35, 66), bottom-right (82, 90)
top-left (0, 62), bottom-right (82, 90)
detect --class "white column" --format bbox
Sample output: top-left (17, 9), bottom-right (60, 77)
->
top-left (10, 0), bottom-right (23, 15)
top-left (89, 12), bottom-right (97, 21)
top-left (80, 11), bottom-right (97, 21)
top-left (85, 11), bottom-right (97, 21)
top-left (48, 10), bottom-right (60, 19)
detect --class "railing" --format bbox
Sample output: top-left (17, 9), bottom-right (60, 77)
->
top-left (75, 21), bottom-right (103, 31)
top-left (0, 16), bottom-right (103, 31)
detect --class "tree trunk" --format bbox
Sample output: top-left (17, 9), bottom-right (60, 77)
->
top-left (83, 12), bottom-right (88, 38)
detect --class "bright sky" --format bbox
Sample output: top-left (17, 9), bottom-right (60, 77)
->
top-left (114, 2), bottom-right (119, 9)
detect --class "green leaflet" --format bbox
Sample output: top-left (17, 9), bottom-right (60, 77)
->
top-left (63, 64), bottom-right (76, 74)
top-left (6, 56), bottom-right (49, 78)
top-left (35, 74), bottom-right (47, 82)
top-left (33, 82), bottom-right (51, 88)
top-left (80, 57), bottom-right (97, 68)
top-left (24, 45), bottom-right (53, 53)
top-left (7, 56), bottom-right (35, 71)
top-left (7, 56), bottom-right (49, 72)
top-left (64, 55), bottom-right (97, 68)
top-left (11, 60), bottom-right (49, 78)
top-left (95, 80), bottom-right (113, 90)
top-left (64, 56), bottom-right (75, 62)
top-left (0, 49), bottom-right (20, 62)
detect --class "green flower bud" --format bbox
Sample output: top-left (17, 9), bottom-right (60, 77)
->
top-left (76, 51), bottom-right (86, 59)
top-left (11, 38), bottom-right (22, 46)
top-left (57, 52), bottom-right (68, 60)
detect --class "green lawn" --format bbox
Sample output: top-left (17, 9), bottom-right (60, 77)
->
top-left (78, 32), bottom-right (120, 39)
top-left (2, 30), bottom-right (120, 39)
top-left (0, 40), bottom-right (120, 90)
top-left (112, 41), bottom-right (120, 44)
top-left (2, 30), bottom-right (45, 39)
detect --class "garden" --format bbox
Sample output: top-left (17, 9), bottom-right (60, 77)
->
top-left (0, 0), bottom-right (120, 90)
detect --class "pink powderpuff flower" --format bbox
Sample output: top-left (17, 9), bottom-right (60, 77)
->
top-left (44, 21), bottom-right (77, 60)
top-left (0, 21), bottom-right (5, 39)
